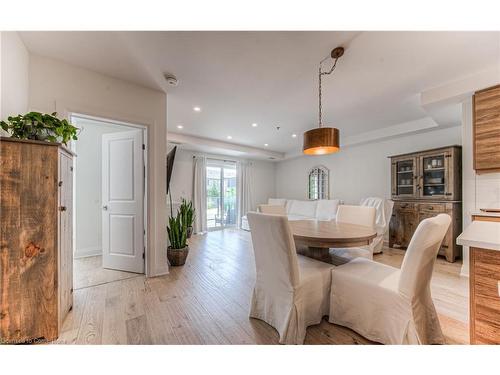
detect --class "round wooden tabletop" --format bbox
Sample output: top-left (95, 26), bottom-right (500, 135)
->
top-left (289, 220), bottom-right (377, 248)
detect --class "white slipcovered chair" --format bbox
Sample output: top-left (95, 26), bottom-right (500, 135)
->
top-left (360, 197), bottom-right (394, 254)
top-left (329, 205), bottom-right (376, 263)
top-left (258, 204), bottom-right (287, 215)
top-left (246, 212), bottom-right (334, 344)
top-left (329, 214), bottom-right (451, 344)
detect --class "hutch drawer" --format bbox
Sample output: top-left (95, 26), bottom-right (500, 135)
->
top-left (419, 202), bottom-right (446, 213)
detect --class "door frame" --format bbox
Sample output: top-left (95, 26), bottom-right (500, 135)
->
top-left (206, 158), bottom-right (237, 232)
top-left (69, 112), bottom-right (148, 274)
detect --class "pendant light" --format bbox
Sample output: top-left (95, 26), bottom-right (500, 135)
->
top-left (303, 46), bottom-right (344, 155)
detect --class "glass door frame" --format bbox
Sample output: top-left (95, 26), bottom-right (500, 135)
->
top-left (206, 158), bottom-right (237, 231)
top-left (417, 150), bottom-right (450, 200)
top-left (391, 156), bottom-right (418, 198)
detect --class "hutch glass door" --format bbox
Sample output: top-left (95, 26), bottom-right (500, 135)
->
top-left (395, 158), bottom-right (416, 197)
top-left (421, 153), bottom-right (447, 198)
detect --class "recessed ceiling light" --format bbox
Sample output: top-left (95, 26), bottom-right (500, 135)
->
top-left (292, 134), bottom-right (297, 138)
top-left (227, 136), bottom-right (233, 140)
top-left (252, 123), bottom-right (258, 127)
top-left (264, 143), bottom-right (269, 147)
top-left (177, 125), bottom-right (184, 129)
top-left (193, 106), bottom-right (201, 112)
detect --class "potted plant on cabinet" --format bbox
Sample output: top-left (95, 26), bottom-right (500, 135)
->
top-left (0, 112), bottom-right (79, 145)
top-left (167, 211), bottom-right (189, 266)
top-left (179, 198), bottom-right (196, 238)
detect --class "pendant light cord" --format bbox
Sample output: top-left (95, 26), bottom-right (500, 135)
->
top-left (318, 56), bottom-right (339, 128)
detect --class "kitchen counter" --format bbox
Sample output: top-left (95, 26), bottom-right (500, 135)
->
top-left (457, 221), bottom-right (500, 251)
top-left (470, 210), bottom-right (500, 218)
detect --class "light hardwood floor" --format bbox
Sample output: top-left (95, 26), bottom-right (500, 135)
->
top-left (74, 255), bottom-right (140, 290)
top-left (56, 229), bottom-right (469, 344)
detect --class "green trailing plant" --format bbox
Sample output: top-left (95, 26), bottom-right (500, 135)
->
top-left (167, 211), bottom-right (188, 250)
top-left (0, 112), bottom-right (79, 145)
top-left (179, 198), bottom-right (195, 228)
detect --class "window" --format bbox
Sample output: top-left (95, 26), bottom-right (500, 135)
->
top-left (308, 166), bottom-right (329, 200)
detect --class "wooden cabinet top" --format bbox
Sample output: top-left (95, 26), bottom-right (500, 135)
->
top-left (0, 136), bottom-right (76, 156)
top-left (388, 145), bottom-right (461, 160)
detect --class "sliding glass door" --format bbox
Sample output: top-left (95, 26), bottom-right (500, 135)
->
top-left (206, 160), bottom-right (237, 230)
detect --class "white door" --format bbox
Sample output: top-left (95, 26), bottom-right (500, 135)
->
top-left (102, 129), bottom-right (145, 273)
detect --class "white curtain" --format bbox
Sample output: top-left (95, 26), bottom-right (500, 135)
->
top-left (193, 156), bottom-right (207, 234)
top-left (237, 161), bottom-right (254, 228)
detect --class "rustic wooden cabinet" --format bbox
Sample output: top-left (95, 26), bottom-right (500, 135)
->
top-left (389, 146), bottom-right (462, 262)
top-left (0, 138), bottom-right (74, 343)
top-left (474, 85), bottom-right (500, 173)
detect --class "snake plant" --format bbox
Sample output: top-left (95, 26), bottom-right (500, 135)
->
top-left (167, 211), bottom-right (188, 250)
top-left (179, 198), bottom-right (195, 228)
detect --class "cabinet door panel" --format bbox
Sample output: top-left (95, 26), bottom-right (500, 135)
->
top-left (474, 85), bottom-right (500, 172)
top-left (58, 152), bottom-right (73, 327)
top-left (393, 157), bottom-right (418, 198)
top-left (419, 152), bottom-right (448, 199)
top-left (390, 208), bottom-right (417, 247)
top-left (474, 319), bottom-right (500, 344)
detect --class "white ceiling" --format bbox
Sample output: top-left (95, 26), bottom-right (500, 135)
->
top-left (20, 31), bottom-right (500, 156)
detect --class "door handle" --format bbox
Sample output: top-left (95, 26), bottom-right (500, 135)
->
top-left (102, 205), bottom-right (108, 211)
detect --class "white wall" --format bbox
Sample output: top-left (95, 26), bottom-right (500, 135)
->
top-left (276, 126), bottom-right (462, 204)
top-left (167, 146), bottom-right (276, 210)
top-left (73, 119), bottom-right (128, 258)
top-left (0, 32), bottom-right (29, 128)
top-left (29, 55), bottom-right (168, 276)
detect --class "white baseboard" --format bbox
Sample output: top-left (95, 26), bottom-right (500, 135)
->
top-left (74, 246), bottom-right (102, 259)
top-left (460, 264), bottom-right (470, 278)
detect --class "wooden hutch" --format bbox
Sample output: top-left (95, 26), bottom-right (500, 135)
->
top-left (0, 138), bottom-right (74, 343)
top-left (389, 145), bottom-right (462, 262)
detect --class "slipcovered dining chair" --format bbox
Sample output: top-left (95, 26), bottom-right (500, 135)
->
top-left (329, 214), bottom-right (451, 344)
top-left (329, 205), bottom-right (376, 263)
top-left (246, 212), bottom-right (334, 344)
top-left (360, 197), bottom-right (394, 254)
top-left (258, 204), bottom-right (287, 215)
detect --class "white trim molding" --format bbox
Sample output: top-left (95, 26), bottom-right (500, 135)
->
top-left (168, 132), bottom-right (285, 161)
top-left (74, 246), bottom-right (102, 259)
top-left (421, 67), bottom-right (500, 109)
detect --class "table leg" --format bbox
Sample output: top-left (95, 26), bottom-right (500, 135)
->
top-left (297, 246), bottom-right (349, 266)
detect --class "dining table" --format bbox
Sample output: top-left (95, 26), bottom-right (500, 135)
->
top-left (289, 219), bottom-right (377, 265)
